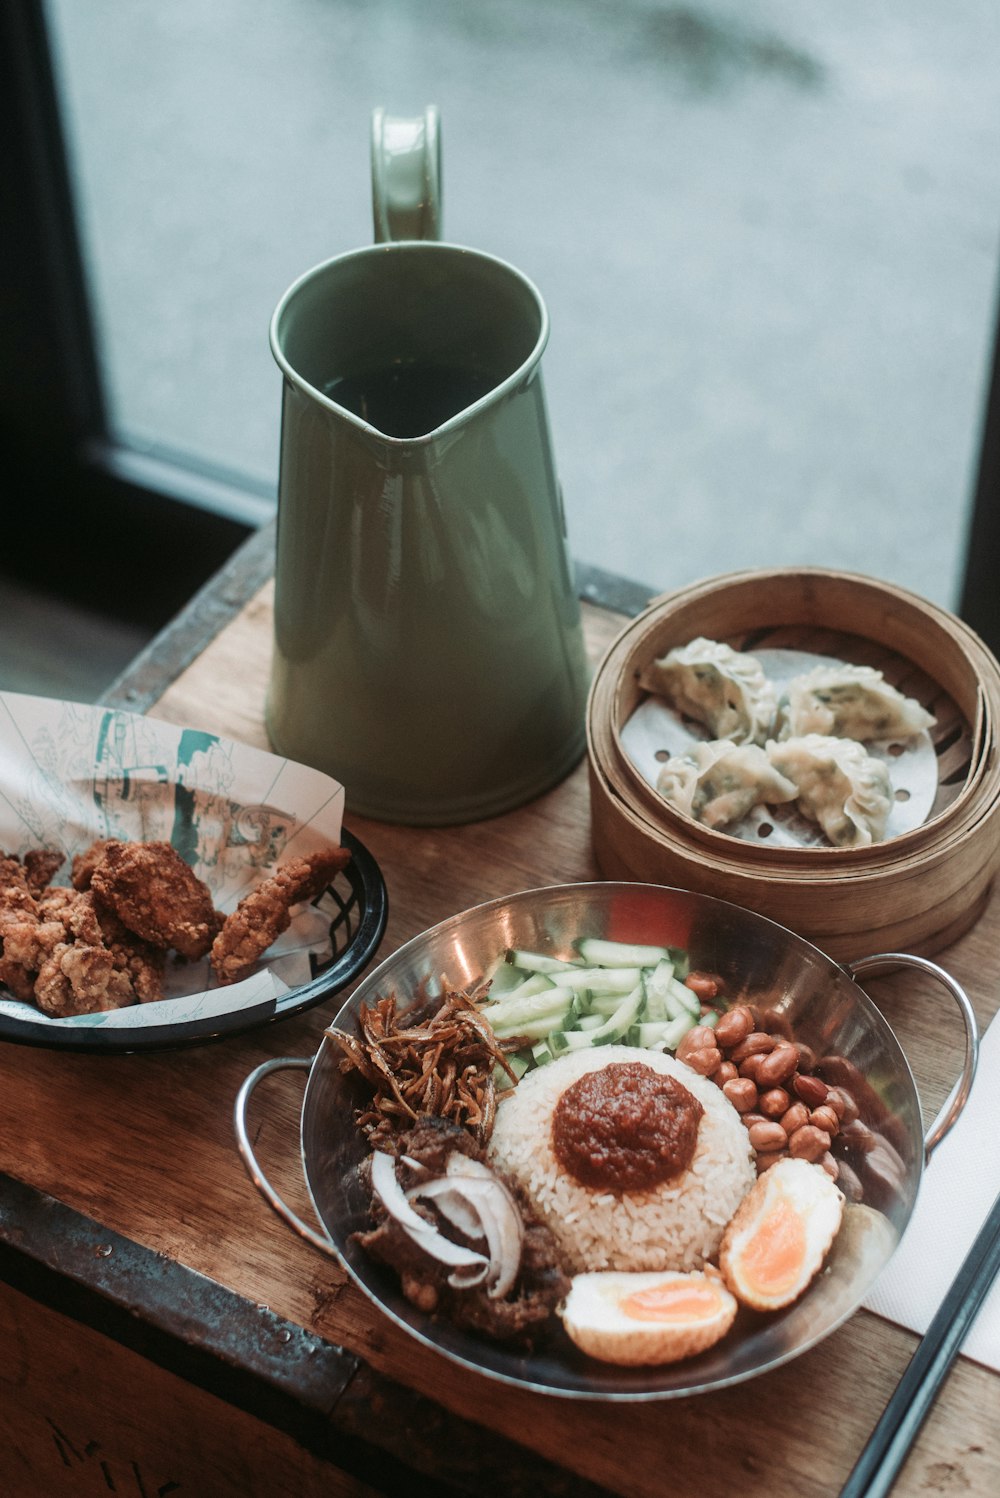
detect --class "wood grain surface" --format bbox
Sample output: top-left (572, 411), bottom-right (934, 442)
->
top-left (2, 584), bottom-right (999, 1497)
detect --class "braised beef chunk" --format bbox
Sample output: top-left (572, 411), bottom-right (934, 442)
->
top-left (354, 1212), bottom-right (451, 1310)
top-left (394, 1113), bottom-right (486, 1172)
top-left (352, 1115), bottom-right (569, 1346)
top-left (451, 1219), bottom-right (571, 1343)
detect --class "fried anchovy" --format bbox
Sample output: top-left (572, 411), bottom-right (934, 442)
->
top-left (327, 985), bottom-right (519, 1144)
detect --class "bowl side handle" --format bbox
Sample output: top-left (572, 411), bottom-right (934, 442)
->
top-left (234, 1057), bottom-right (337, 1256)
top-left (847, 952), bottom-right (980, 1163)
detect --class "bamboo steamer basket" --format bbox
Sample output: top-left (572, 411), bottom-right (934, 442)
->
top-left (587, 567), bottom-right (1000, 960)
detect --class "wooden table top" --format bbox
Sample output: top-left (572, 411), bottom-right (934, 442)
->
top-left (2, 532), bottom-right (999, 1497)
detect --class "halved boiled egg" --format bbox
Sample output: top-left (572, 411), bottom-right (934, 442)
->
top-left (561, 1268), bottom-right (737, 1365)
top-left (719, 1157), bottom-right (845, 1312)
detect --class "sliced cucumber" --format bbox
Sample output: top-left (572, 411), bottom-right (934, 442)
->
top-left (548, 983), bottom-right (644, 1051)
top-left (583, 990), bottom-right (635, 1018)
top-left (482, 985), bottom-right (579, 1041)
top-left (505, 948), bottom-right (574, 974)
top-left (627, 1012), bottom-right (697, 1052)
top-left (641, 959), bottom-right (677, 1021)
top-left (575, 937), bottom-right (673, 968)
top-left (492, 972), bottom-right (556, 1005)
top-left (555, 965), bottom-right (642, 996)
top-left (670, 976), bottom-right (702, 1019)
top-left (491, 1013), bottom-right (578, 1043)
top-left (478, 935), bottom-right (711, 1076)
top-left (487, 961), bottom-right (531, 996)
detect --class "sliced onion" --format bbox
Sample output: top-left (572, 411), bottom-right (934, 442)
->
top-left (416, 1153), bottom-right (524, 1300)
top-left (407, 1178), bottom-right (485, 1240)
top-left (370, 1150), bottom-right (433, 1235)
top-left (476, 1187), bottom-right (524, 1300)
top-left (369, 1150), bottom-right (490, 1278)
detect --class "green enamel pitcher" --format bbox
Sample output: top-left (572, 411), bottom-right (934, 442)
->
top-left (266, 108), bottom-right (589, 825)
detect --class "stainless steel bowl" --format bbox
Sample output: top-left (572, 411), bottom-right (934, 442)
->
top-left (235, 882), bottom-right (977, 1400)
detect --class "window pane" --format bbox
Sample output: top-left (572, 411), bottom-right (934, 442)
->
top-left (47, 0), bottom-right (1000, 605)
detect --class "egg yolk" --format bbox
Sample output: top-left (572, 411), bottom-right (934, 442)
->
top-left (621, 1280), bottom-right (722, 1323)
top-left (739, 1197), bottom-right (806, 1297)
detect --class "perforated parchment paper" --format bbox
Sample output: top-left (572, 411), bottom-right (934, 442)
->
top-left (621, 649), bottom-right (938, 848)
top-left (0, 692), bottom-right (345, 1030)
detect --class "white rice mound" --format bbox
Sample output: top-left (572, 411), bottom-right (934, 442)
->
top-left (488, 1045), bottom-right (756, 1275)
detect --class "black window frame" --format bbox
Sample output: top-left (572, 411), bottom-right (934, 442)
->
top-left (3, 0), bottom-right (998, 651)
top-left (1, 0), bottom-right (255, 633)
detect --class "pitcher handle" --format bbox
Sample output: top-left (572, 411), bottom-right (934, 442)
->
top-left (371, 105), bottom-right (442, 243)
top-left (847, 952), bottom-right (979, 1162)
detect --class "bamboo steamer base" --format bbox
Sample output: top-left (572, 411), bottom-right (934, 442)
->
top-left (587, 568), bottom-right (1000, 962)
top-left (589, 757), bottom-right (995, 961)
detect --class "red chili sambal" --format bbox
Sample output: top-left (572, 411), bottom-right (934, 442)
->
top-left (551, 1061), bottom-right (704, 1192)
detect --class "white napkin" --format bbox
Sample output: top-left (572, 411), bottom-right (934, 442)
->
top-left (863, 1016), bottom-right (1000, 1371)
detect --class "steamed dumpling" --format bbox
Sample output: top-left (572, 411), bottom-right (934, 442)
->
top-left (767, 734), bottom-right (893, 848)
top-left (778, 665), bottom-right (935, 743)
top-left (657, 740), bottom-right (798, 830)
top-left (640, 638), bottom-right (776, 745)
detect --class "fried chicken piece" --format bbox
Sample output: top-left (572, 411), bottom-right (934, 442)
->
top-left (0, 955), bottom-right (36, 1002)
top-left (0, 850), bottom-right (70, 988)
top-left (210, 847), bottom-right (350, 986)
top-left (91, 900), bottom-right (165, 1003)
top-left (0, 854), bottom-right (43, 998)
top-left (64, 887), bottom-right (105, 944)
top-left (34, 941), bottom-right (136, 1017)
top-left (60, 887), bottom-right (162, 999)
top-left (37, 886), bottom-right (75, 921)
top-left (2, 847), bottom-right (168, 1011)
top-left (71, 839), bottom-right (112, 891)
top-left (0, 854), bottom-right (37, 924)
top-left (1, 914), bottom-right (68, 974)
top-left (90, 840), bottom-right (220, 959)
top-left (23, 849), bottom-right (65, 895)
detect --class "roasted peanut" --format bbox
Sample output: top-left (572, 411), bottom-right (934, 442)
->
top-left (779, 1102), bottom-right (810, 1135)
top-left (810, 1105), bottom-right (841, 1137)
top-left (819, 1152), bottom-right (839, 1181)
top-left (683, 1045), bottom-right (722, 1077)
top-left (685, 971), bottom-right (720, 1000)
top-left (677, 1024), bottom-right (718, 1060)
top-left (756, 1042), bottom-right (799, 1088)
top-left (714, 1060), bottom-right (738, 1085)
top-left (742, 1112), bottom-right (768, 1130)
top-left (730, 1031), bottom-right (776, 1064)
top-left (738, 1054), bottom-right (768, 1083)
top-left (714, 1004), bottom-right (754, 1049)
top-left (748, 1119), bottom-right (788, 1153)
top-left (788, 1124), bottom-right (831, 1162)
top-left (758, 1086), bottom-right (790, 1119)
top-left (794, 1041), bottom-right (817, 1073)
top-left (722, 1077), bottom-right (758, 1113)
top-left (793, 1073), bottom-right (829, 1108)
